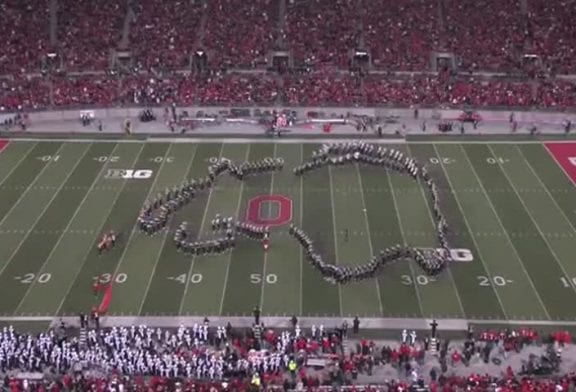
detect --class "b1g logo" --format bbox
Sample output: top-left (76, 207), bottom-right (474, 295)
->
top-left (105, 169), bottom-right (154, 180)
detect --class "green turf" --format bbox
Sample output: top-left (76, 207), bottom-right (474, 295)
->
top-left (1, 139), bottom-right (576, 323)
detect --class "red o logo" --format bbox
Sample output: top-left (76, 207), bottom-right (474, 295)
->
top-left (246, 195), bottom-right (293, 226)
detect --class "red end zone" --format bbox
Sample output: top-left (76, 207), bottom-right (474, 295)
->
top-left (0, 140), bottom-right (9, 153)
top-left (545, 142), bottom-right (576, 186)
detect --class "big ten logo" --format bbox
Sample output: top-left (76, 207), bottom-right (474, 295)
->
top-left (433, 248), bottom-right (474, 263)
top-left (104, 169), bottom-right (154, 180)
top-left (246, 195), bottom-right (293, 226)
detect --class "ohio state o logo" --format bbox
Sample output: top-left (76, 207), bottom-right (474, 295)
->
top-left (246, 195), bottom-right (293, 226)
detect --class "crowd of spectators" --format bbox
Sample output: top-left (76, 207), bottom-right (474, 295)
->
top-left (0, 0), bottom-right (50, 75)
top-left (283, 72), bottom-right (362, 106)
top-left (204, 0), bottom-right (277, 69)
top-left (0, 321), bottom-right (574, 392)
top-left (442, 0), bottom-right (526, 72)
top-left (58, 0), bottom-right (126, 71)
top-left (3, 0), bottom-right (576, 76)
top-left (2, 73), bottom-right (576, 111)
top-left (363, 0), bottom-right (439, 71)
top-left (0, 77), bottom-right (50, 112)
top-left (129, 0), bottom-right (203, 70)
top-left (526, 0), bottom-right (576, 75)
top-left (286, 0), bottom-right (359, 68)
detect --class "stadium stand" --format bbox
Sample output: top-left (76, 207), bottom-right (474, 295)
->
top-left (129, 0), bottom-right (203, 70)
top-left (203, 0), bottom-right (278, 69)
top-left (0, 0), bottom-right (50, 75)
top-left (58, 0), bottom-right (126, 71)
top-left (526, 0), bottom-right (576, 75)
top-left (363, 0), bottom-right (439, 71)
top-left (442, 0), bottom-right (526, 72)
top-left (286, 0), bottom-right (360, 68)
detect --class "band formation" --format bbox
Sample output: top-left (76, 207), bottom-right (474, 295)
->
top-left (135, 142), bottom-right (452, 283)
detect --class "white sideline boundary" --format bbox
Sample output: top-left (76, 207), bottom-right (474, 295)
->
top-left (5, 137), bottom-right (574, 144)
top-left (1, 316), bottom-right (575, 330)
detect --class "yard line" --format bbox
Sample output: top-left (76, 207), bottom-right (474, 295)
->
top-left (355, 164), bottom-right (384, 316)
top-left (518, 146), bottom-right (576, 237)
top-left (0, 143), bottom-right (38, 187)
top-left (136, 144), bottom-right (197, 315)
top-left (0, 143), bottom-right (74, 280)
top-left (463, 145), bottom-right (552, 318)
top-left (385, 170), bottom-right (425, 317)
top-left (431, 144), bottom-right (509, 319)
top-left (487, 144), bottom-right (576, 297)
top-left (327, 165), bottom-right (345, 317)
top-left (107, 144), bottom-right (174, 307)
top-left (0, 143), bottom-right (67, 230)
top-left (53, 144), bottom-right (146, 316)
top-left (217, 145), bottom-right (251, 316)
top-left (299, 143), bottom-right (304, 316)
top-left (15, 143), bottom-right (122, 314)
top-left (407, 145), bottom-right (466, 318)
top-left (176, 143), bottom-right (226, 315)
top-left (259, 144), bottom-right (277, 311)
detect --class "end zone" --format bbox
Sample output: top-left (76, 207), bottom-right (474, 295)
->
top-left (0, 139), bottom-right (9, 153)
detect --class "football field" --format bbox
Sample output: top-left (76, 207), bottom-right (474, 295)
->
top-left (1, 138), bottom-right (576, 323)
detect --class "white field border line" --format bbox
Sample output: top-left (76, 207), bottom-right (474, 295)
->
top-left (13, 137), bottom-right (408, 145)
top-left (543, 143), bottom-right (576, 189)
top-left (217, 145), bottom-right (251, 316)
top-left (463, 145), bottom-right (552, 318)
top-left (385, 167), bottom-right (426, 317)
top-left (0, 143), bottom-right (76, 281)
top-left (488, 144), bottom-right (576, 298)
top-left (327, 165), bottom-right (345, 317)
top-left (259, 143), bottom-right (277, 311)
top-left (53, 143), bottom-right (147, 316)
top-left (36, 315), bottom-right (576, 330)
top-left (137, 144), bottom-right (198, 315)
top-left (299, 143), bottom-right (304, 316)
top-left (105, 144), bottom-right (174, 314)
top-left (431, 144), bottom-right (509, 319)
top-left (355, 163), bottom-right (384, 316)
top-left (177, 143), bottom-right (226, 315)
top-left (0, 143), bottom-right (67, 230)
top-left (0, 142), bottom-right (38, 188)
top-left (407, 145), bottom-right (466, 318)
top-left (15, 143), bottom-right (123, 314)
top-left (518, 145), bottom-right (576, 251)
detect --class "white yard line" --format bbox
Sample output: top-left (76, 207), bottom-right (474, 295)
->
top-left (15, 143), bottom-right (123, 314)
top-left (106, 145), bottom-right (174, 311)
top-left (406, 145), bottom-right (466, 318)
top-left (0, 142), bottom-right (38, 187)
top-left (431, 144), bottom-right (509, 320)
top-left (385, 170), bottom-right (426, 318)
top-left (486, 144), bottom-right (576, 298)
top-left (217, 145), bottom-right (252, 316)
top-left (0, 143), bottom-right (79, 281)
top-left (517, 146), bottom-right (576, 239)
top-left (0, 143), bottom-right (67, 230)
top-left (136, 144), bottom-right (198, 315)
top-left (463, 145), bottom-right (552, 317)
top-left (54, 144), bottom-right (147, 316)
top-left (354, 164), bottom-right (384, 316)
top-left (259, 144), bottom-right (277, 311)
top-left (327, 165), bottom-right (345, 317)
top-left (176, 143), bottom-right (225, 315)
